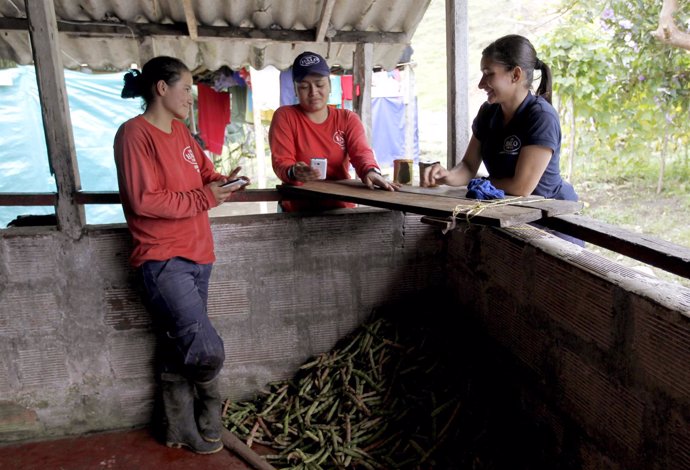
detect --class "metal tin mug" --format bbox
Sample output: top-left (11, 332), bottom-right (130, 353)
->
top-left (393, 159), bottom-right (414, 185)
top-left (418, 160), bottom-right (440, 187)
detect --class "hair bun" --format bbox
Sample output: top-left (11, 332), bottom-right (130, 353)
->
top-left (121, 69), bottom-right (142, 99)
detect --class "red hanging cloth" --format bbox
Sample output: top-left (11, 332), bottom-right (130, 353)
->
top-left (197, 83), bottom-right (230, 155)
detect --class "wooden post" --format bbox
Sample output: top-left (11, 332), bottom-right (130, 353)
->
top-left (249, 67), bottom-right (268, 213)
top-left (404, 65), bottom-right (416, 160)
top-left (445, 0), bottom-right (469, 168)
top-left (25, 0), bottom-right (85, 238)
top-left (353, 43), bottom-right (373, 142)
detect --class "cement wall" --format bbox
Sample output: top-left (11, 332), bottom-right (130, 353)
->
top-left (447, 223), bottom-right (690, 470)
top-left (1, 209), bottom-right (689, 470)
top-left (0, 209), bottom-right (446, 442)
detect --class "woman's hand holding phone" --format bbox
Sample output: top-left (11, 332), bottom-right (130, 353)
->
top-left (209, 166), bottom-right (251, 204)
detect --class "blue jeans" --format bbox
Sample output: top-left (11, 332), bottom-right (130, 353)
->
top-left (140, 257), bottom-right (225, 382)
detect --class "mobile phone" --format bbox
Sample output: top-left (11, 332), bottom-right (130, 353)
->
top-left (310, 158), bottom-right (327, 180)
top-left (220, 178), bottom-right (249, 190)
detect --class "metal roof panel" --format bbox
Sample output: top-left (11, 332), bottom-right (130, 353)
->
top-left (0, 0), bottom-right (431, 71)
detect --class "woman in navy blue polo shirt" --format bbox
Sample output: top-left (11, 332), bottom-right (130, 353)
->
top-left (422, 34), bottom-right (580, 244)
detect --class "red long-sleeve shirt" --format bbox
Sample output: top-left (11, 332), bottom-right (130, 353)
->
top-left (269, 105), bottom-right (380, 212)
top-left (114, 115), bottom-right (224, 267)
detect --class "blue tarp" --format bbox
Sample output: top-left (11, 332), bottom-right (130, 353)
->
top-left (0, 66), bottom-right (140, 226)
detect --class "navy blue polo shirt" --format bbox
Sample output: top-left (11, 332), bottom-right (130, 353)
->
top-left (472, 92), bottom-right (578, 201)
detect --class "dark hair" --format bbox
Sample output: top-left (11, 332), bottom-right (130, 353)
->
top-left (482, 35), bottom-right (552, 103)
top-left (120, 56), bottom-right (189, 109)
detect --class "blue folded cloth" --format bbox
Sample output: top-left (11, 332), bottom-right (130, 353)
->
top-left (466, 178), bottom-right (505, 200)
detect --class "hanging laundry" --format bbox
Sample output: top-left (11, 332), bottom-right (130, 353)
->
top-left (340, 75), bottom-right (353, 110)
top-left (230, 86), bottom-right (248, 125)
top-left (197, 82), bottom-right (230, 155)
top-left (279, 69), bottom-right (298, 106)
top-left (328, 76), bottom-right (342, 107)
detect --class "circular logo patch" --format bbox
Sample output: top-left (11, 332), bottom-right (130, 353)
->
top-left (333, 131), bottom-right (346, 149)
top-left (503, 135), bottom-right (521, 154)
top-left (183, 146), bottom-right (197, 165)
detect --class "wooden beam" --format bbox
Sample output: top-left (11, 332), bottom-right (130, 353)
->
top-left (0, 193), bottom-right (57, 206)
top-left (540, 214), bottom-right (690, 279)
top-left (277, 181), bottom-right (690, 279)
top-left (24, 0), bottom-right (85, 238)
top-left (316, 0), bottom-right (337, 43)
top-left (71, 190), bottom-right (281, 205)
top-left (445, 0), bottom-right (469, 168)
top-left (333, 30), bottom-right (405, 43)
top-left (0, 190), bottom-right (282, 207)
top-left (0, 18), bottom-right (407, 44)
top-left (353, 43), bottom-right (373, 142)
top-left (278, 181), bottom-right (547, 227)
top-left (182, 0), bottom-right (198, 41)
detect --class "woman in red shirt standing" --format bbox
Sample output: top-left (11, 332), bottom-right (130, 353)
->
top-left (114, 56), bottom-right (248, 454)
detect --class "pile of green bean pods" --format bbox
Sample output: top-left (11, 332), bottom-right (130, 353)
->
top-left (222, 314), bottom-right (463, 469)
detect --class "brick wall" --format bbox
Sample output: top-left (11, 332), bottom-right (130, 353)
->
top-left (447, 224), bottom-right (690, 469)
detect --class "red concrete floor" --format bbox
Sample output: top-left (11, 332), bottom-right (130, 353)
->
top-left (0, 427), bottom-right (273, 470)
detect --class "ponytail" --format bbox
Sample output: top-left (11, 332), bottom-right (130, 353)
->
top-left (535, 58), bottom-right (553, 104)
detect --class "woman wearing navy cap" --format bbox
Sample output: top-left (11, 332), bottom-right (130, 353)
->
top-left (269, 51), bottom-right (398, 212)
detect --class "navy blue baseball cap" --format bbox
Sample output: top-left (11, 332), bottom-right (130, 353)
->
top-left (292, 51), bottom-right (330, 82)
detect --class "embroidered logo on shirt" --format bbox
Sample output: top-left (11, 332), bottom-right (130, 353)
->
top-left (333, 130), bottom-right (346, 149)
top-left (183, 146), bottom-right (200, 173)
top-left (502, 135), bottom-right (521, 155)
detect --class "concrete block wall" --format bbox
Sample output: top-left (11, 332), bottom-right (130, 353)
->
top-left (0, 209), bottom-right (446, 442)
top-left (446, 223), bottom-right (690, 470)
top-left (3, 208), bottom-right (690, 468)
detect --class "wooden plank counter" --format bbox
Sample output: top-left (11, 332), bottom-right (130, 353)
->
top-left (278, 180), bottom-right (583, 228)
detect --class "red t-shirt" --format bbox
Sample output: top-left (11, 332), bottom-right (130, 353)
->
top-left (113, 115), bottom-right (224, 267)
top-left (269, 105), bottom-right (380, 212)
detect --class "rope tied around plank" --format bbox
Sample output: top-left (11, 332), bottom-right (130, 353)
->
top-left (442, 196), bottom-right (548, 234)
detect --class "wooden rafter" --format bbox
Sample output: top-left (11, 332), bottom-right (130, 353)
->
top-left (316, 0), bottom-right (337, 43)
top-left (182, 0), bottom-right (198, 41)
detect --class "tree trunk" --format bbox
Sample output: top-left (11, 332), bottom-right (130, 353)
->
top-left (657, 126), bottom-right (668, 194)
top-left (568, 96), bottom-right (576, 182)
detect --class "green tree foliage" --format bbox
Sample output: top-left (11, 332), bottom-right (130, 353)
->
top-left (537, 0), bottom-right (690, 192)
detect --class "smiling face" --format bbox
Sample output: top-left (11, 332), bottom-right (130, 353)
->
top-left (295, 74), bottom-right (331, 114)
top-left (159, 70), bottom-right (194, 120)
top-left (478, 58), bottom-right (517, 105)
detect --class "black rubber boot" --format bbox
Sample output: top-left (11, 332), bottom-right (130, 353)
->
top-left (195, 376), bottom-right (222, 443)
top-left (161, 373), bottom-right (223, 454)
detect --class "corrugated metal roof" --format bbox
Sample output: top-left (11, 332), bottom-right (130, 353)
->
top-left (0, 0), bottom-right (430, 72)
